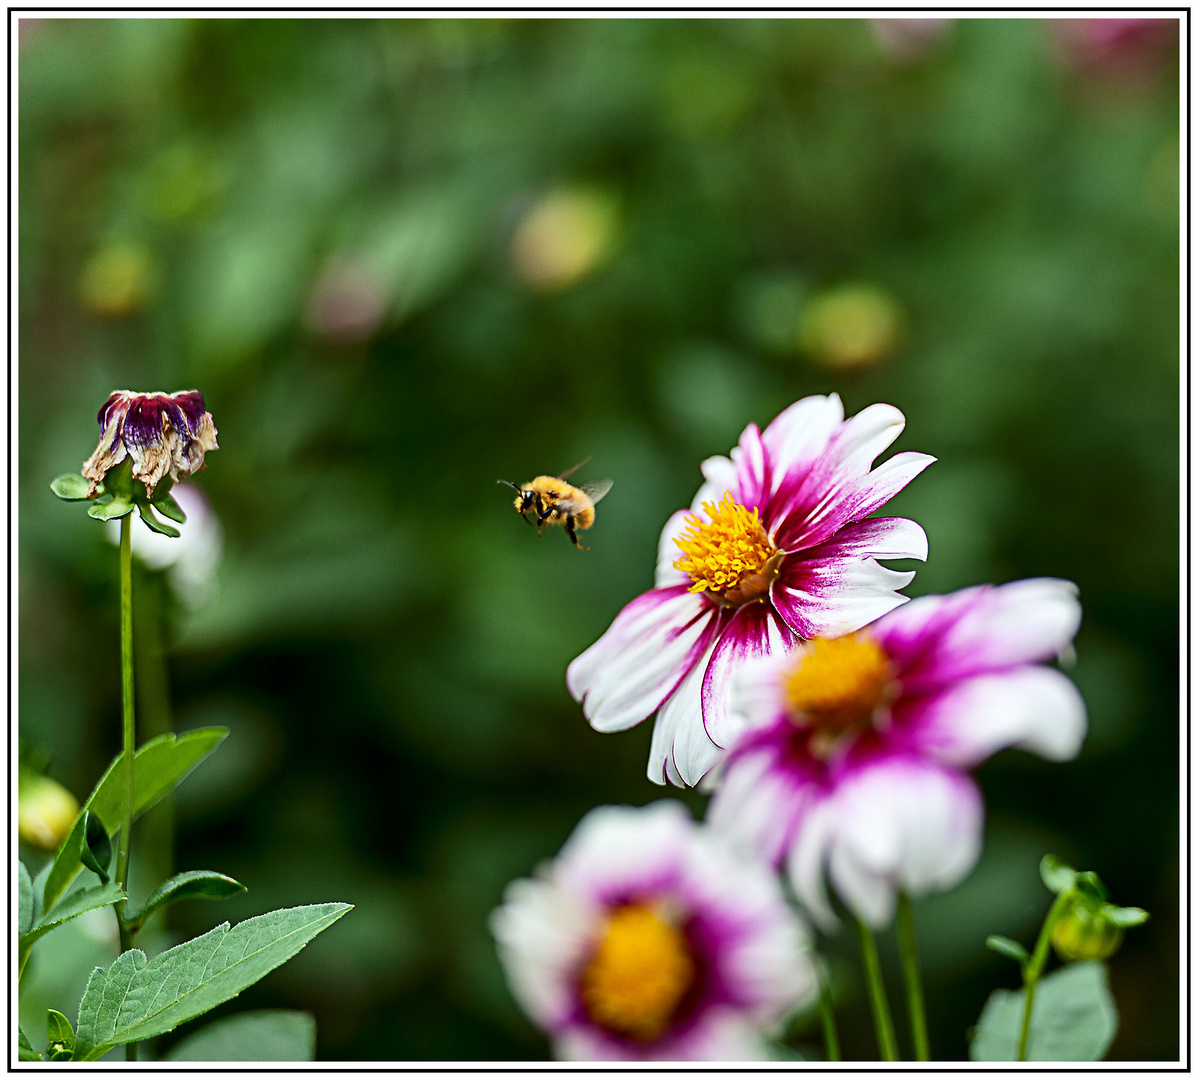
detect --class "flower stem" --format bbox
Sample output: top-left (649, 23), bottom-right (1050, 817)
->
top-left (816, 960), bottom-right (841, 1062)
top-left (856, 916), bottom-right (900, 1062)
top-left (896, 893), bottom-right (929, 1061)
top-left (1017, 891), bottom-right (1072, 1061)
top-left (114, 515), bottom-right (138, 1063)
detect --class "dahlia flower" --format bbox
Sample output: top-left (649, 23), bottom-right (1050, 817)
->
top-left (567, 394), bottom-right (933, 786)
top-left (490, 801), bottom-right (815, 1061)
top-left (706, 578), bottom-right (1087, 929)
top-left (83, 389), bottom-right (218, 499)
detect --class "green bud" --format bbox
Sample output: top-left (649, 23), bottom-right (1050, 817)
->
top-left (1052, 895), bottom-right (1124, 962)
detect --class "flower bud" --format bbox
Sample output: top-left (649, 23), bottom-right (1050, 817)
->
top-left (82, 390), bottom-right (218, 499)
top-left (18, 774), bottom-right (79, 851)
top-left (1052, 895), bottom-right (1124, 962)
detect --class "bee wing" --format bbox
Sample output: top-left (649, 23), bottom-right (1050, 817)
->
top-left (558, 456), bottom-right (593, 481)
top-left (579, 479), bottom-right (613, 504)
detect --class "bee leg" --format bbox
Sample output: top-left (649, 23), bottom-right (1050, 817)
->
top-left (565, 515), bottom-right (589, 551)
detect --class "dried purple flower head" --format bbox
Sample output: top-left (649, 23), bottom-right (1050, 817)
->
top-left (82, 390), bottom-right (218, 499)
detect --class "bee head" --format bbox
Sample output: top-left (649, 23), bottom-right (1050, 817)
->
top-left (498, 479), bottom-right (534, 513)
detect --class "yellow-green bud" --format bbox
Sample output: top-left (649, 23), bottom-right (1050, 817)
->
top-left (18, 775), bottom-right (79, 851)
top-left (1052, 897), bottom-right (1124, 962)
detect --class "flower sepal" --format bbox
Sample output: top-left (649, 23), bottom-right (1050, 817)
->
top-left (50, 473), bottom-right (97, 501)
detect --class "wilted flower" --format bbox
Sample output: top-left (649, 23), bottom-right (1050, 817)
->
top-left (568, 394), bottom-right (932, 787)
top-left (706, 579), bottom-right (1086, 929)
top-left (490, 801), bottom-right (815, 1061)
top-left (18, 773), bottom-right (80, 850)
top-left (82, 390), bottom-right (218, 499)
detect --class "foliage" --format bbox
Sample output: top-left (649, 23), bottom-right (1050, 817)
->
top-left (164, 1009), bottom-right (317, 1061)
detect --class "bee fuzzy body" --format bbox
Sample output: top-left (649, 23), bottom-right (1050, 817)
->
top-left (499, 469), bottom-right (612, 550)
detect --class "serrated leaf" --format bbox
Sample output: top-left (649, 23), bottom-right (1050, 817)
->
top-left (46, 1009), bottom-right (74, 1051)
top-left (969, 961), bottom-right (1117, 1061)
top-left (164, 1010), bottom-right (317, 1062)
top-left (137, 500), bottom-right (181, 537)
top-left (133, 871), bottom-right (246, 928)
top-left (19, 882), bottom-right (126, 950)
top-left (79, 811), bottom-right (113, 884)
top-left (50, 473), bottom-right (93, 500)
top-left (88, 495), bottom-right (135, 520)
top-left (986, 934), bottom-right (1030, 966)
top-left (42, 728), bottom-right (228, 913)
top-left (18, 1026), bottom-right (40, 1061)
top-left (152, 491), bottom-right (187, 524)
top-left (1104, 905), bottom-right (1149, 928)
top-left (1039, 854), bottom-right (1077, 895)
top-left (73, 902), bottom-right (352, 1060)
top-left (18, 862), bottom-right (33, 936)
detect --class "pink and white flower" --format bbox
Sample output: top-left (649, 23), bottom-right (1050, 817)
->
top-left (567, 394), bottom-right (933, 787)
top-left (706, 578), bottom-right (1087, 929)
top-left (490, 800), bottom-right (815, 1061)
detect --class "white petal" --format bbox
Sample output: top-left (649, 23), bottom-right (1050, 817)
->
top-left (827, 759), bottom-right (984, 927)
top-left (692, 454), bottom-right (737, 511)
top-left (654, 638), bottom-right (722, 786)
top-left (728, 651), bottom-right (791, 735)
top-left (654, 509), bottom-right (693, 588)
top-left (910, 666), bottom-right (1088, 768)
top-left (490, 876), bottom-right (598, 1029)
top-left (760, 393), bottom-right (845, 482)
top-left (567, 588), bottom-right (712, 733)
top-left (786, 797), bottom-right (839, 932)
top-left (555, 800), bottom-right (693, 901)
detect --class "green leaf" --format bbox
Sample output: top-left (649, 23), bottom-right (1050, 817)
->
top-left (152, 491), bottom-right (187, 524)
top-left (87, 495), bottom-right (135, 521)
top-left (164, 1010), bottom-right (317, 1062)
top-left (41, 728), bottom-right (228, 913)
top-left (18, 862), bottom-right (33, 936)
top-left (51, 473), bottom-right (93, 500)
top-left (1074, 871), bottom-right (1109, 902)
top-left (18, 1026), bottom-right (40, 1061)
top-left (1039, 854), bottom-right (1078, 895)
top-left (969, 961), bottom-right (1118, 1061)
top-left (46, 1009), bottom-right (75, 1053)
top-left (132, 871), bottom-right (246, 929)
top-left (137, 500), bottom-right (181, 538)
top-left (985, 935), bottom-right (1030, 966)
top-left (1103, 905), bottom-right (1149, 928)
top-left (73, 902), bottom-right (352, 1060)
top-left (19, 882), bottom-right (126, 950)
top-left (79, 811), bottom-right (113, 884)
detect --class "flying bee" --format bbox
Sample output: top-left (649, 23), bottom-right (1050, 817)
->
top-left (498, 459), bottom-right (613, 550)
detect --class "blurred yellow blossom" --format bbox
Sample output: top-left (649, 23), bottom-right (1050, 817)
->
top-left (511, 188), bottom-right (619, 292)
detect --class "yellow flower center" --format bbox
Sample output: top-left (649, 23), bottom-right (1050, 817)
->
top-left (579, 904), bottom-right (696, 1041)
top-left (784, 634), bottom-right (893, 742)
top-left (673, 492), bottom-right (783, 607)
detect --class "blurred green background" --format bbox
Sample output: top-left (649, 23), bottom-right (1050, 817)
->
top-left (18, 17), bottom-right (1179, 1062)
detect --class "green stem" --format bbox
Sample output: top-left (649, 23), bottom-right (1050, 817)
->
top-left (134, 571), bottom-right (174, 893)
top-left (856, 916), bottom-right (900, 1062)
top-left (1017, 891), bottom-right (1072, 1062)
top-left (816, 960), bottom-right (841, 1062)
top-left (896, 893), bottom-right (929, 1061)
top-left (114, 516), bottom-right (138, 1063)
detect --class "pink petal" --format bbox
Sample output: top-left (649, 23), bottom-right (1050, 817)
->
top-left (773, 544), bottom-right (917, 639)
top-left (729, 422), bottom-right (769, 512)
top-left (567, 586), bottom-right (716, 734)
top-left (898, 666), bottom-right (1087, 768)
top-left (879, 578), bottom-right (1082, 691)
top-left (701, 604), bottom-right (799, 751)
top-left (651, 638), bottom-right (723, 787)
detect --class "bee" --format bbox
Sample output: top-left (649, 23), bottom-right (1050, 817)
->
top-left (498, 459), bottom-right (613, 550)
